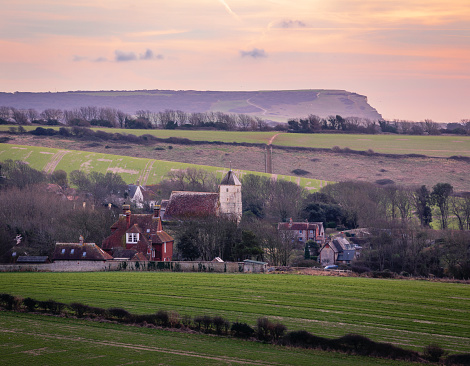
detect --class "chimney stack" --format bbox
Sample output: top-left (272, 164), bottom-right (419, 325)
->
top-left (154, 205), bottom-right (161, 218)
top-left (123, 204), bottom-right (131, 228)
top-left (79, 235), bottom-right (84, 246)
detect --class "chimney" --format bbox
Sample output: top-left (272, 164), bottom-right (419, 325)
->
top-left (122, 204), bottom-right (131, 214)
top-left (153, 205), bottom-right (161, 218)
top-left (79, 235), bottom-right (84, 246)
top-left (126, 210), bottom-right (131, 229)
top-left (288, 218), bottom-right (293, 228)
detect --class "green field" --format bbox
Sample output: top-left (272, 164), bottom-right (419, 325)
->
top-left (0, 143), bottom-right (330, 188)
top-left (1, 272), bottom-right (469, 355)
top-left (0, 312), bottom-right (419, 366)
top-left (274, 133), bottom-right (470, 157)
top-left (2, 125), bottom-right (469, 157)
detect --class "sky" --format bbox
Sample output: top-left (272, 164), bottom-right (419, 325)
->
top-left (0, 0), bottom-right (469, 122)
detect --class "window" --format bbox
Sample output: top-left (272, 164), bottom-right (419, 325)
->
top-left (82, 252), bottom-right (86, 257)
top-left (126, 233), bottom-right (139, 243)
top-left (299, 230), bottom-right (302, 234)
top-left (70, 249), bottom-right (75, 254)
top-left (164, 242), bottom-right (167, 253)
top-left (298, 237), bottom-right (303, 241)
top-left (61, 249), bottom-right (65, 254)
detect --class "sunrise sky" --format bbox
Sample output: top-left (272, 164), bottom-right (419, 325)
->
top-left (1, 0), bottom-right (469, 122)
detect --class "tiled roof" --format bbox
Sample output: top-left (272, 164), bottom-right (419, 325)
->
top-left (162, 191), bottom-right (219, 221)
top-left (53, 243), bottom-right (113, 261)
top-left (278, 222), bottom-right (323, 231)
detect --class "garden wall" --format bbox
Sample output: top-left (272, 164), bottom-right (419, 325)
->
top-left (0, 260), bottom-right (266, 273)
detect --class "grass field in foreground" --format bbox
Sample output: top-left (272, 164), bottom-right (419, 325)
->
top-left (1, 272), bottom-right (469, 354)
top-left (0, 312), bottom-right (420, 366)
top-left (2, 125), bottom-right (469, 157)
top-left (0, 143), bottom-right (330, 189)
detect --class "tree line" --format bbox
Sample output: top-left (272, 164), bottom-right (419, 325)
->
top-left (287, 115), bottom-right (470, 135)
top-left (2, 104), bottom-right (469, 134)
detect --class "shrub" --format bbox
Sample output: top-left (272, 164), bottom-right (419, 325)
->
top-left (156, 310), bottom-right (169, 327)
top-left (280, 330), bottom-right (330, 349)
top-left (445, 354), bottom-right (470, 365)
top-left (108, 307), bottom-right (130, 320)
top-left (69, 302), bottom-right (91, 318)
top-left (291, 169), bottom-right (310, 176)
top-left (0, 293), bottom-right (16, 310)
top-left (351, 265), bottom-right (371, 274)
top-left (89, 306), bottom-right (107, 318)
top-left (213, 316), bottom-right (226, 335)
top-left (168, 311), bottom-right (181, 328)
top-left (193, 315), bottom-right (203, 331)
top-left (257, 317), bottom-right (271, 341)
top-left (423, 343), bottom-right (446, 362)
top-left (23, 297), bottom-right (37, 312)
top-left (202, 315), bottom-right (212, 332)
top-left (375, 179), bottom-right (395, 185)
top-left (182, 314), bottom-right (192, 328)
top-left (271, 322), bottom-right (287, 341)
top-left (45, 300), bottom-right (66, 315)
top-left (231, 322), bottom-right (254, 338)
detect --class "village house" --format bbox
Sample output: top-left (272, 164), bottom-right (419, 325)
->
top-left (277, 219), bottom-right (325, 246)
top-left (161, 169), bottom-right (242, 222)
top-left (127, 184), bottom-right (157, 209)
top-left (52, 236), bottom-right (113, 263)
top-left (101, 204), bottom-right (174, 261)
top-left (318, 236), bottom-right (356, 267)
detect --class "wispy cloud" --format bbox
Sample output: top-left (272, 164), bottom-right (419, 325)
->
top-left (218, 0), bottom-right (241, 21)
top-left (240, 48), bottom-right (267, 58)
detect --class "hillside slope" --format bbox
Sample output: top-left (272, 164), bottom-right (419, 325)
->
top-left (0, 89), bottom-right (382, 122)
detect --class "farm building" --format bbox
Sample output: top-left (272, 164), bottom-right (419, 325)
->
top-left (53, 236), bottom-right (113, 263)
top-left (277, 219), bottom-right (325, 245)
top-left (318, 236), bottom-right (356, 267)
top-left (102, 204), bottom-right (174, 261)
top-left (161, 169), bottom-right (242, 222)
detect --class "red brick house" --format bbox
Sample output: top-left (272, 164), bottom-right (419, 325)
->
top-left (102, 204), bottom-right (174, 261)
top-left (277, 219), bottom-right (325, 245)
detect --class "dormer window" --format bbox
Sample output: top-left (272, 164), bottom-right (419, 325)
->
top-left (127, 233), bottom-right (139, 243)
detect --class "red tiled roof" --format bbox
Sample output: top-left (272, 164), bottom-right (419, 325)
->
top-left (278, 222), bottom-right (323, 231)
top-left (162, 191), bottom-right (219, 221)
top-left (53, 243), bottom-right (113, 261)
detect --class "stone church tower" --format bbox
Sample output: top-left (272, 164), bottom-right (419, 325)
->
top-left (218, 170), bottom-right (242, 222)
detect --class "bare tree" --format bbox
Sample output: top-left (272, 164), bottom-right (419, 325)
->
top-left (27, 109), bottom-right (39, 122)
top-left (41, 108), bottom-right (63, 122)
top-left (10, 108), bottom-right (29, 124)
top-left (0, 106), bottom-right (11, 121)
